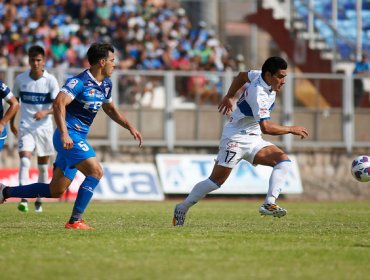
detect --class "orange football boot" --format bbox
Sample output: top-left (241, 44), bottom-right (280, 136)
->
top-left (65, 219), bottom-right (94, 230)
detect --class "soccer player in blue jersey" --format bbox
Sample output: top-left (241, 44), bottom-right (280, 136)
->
top-left (0, 81), bottom-right (19, 151)
top-left (0, 42), bottom-right (143, 229)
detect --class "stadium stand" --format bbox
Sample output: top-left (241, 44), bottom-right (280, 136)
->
top-left (0, 0), bottom-right (237, 72)
top-left (247, 0), bottom-right (370, 108)
top-left (292, 0), bottom-right (370, 61)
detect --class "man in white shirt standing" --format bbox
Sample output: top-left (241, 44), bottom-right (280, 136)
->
top-left (173, 57), bottom-right (309, 226)
top-left (11, 45), bottom-right (59, 213)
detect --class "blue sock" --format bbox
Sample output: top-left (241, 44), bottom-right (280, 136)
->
top-left (7, 183), bottom-right (51, 198)
top-left (70, 176), bottom-right (99, 222)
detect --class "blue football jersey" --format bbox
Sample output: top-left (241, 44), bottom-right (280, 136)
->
top-left (0, 80), bottom-right (12, 118)
top-left (0, 80), bottom-right (14, 140)
top-left (60, 70), bottom-right (112, 134)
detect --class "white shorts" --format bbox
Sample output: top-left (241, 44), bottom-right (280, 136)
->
top-left (216, 133), bottom-right (273, 168)
top-left (18, 126), bottom-right (54, 156)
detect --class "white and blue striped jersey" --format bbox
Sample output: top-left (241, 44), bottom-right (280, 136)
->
top-left (13, 70), bottom-right (59, 129)
top-left (60, 70), bottom-right (112, 134)
top-left (224, 70), bottom-right (275, 136)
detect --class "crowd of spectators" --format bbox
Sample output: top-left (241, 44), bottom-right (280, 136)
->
top-left (0, 0), bottom-right (246, 107)
top-left (0, 0), bottom-right (239, 72)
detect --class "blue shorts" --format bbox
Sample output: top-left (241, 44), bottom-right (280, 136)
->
top-left (0, 128), bottom-right (7, 151)
top-left (53, 129), bottom-right (96, 181)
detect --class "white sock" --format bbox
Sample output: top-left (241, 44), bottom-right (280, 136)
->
top-left (265, 160), bottom-right (291, 204)
top-left (19, 157), bottom-right (31, 186)
top-left (180, 178), bottom-right (220, 210)
top-left (37, 164), bottom-right (49, 203)
top-left (38, 164), bottom-right (49, 183)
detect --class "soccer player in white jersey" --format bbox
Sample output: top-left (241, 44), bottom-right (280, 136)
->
top-left (10, 45), bottom-right (60, 213)
top-left (0, 43), bottom-right (143, 230)
top-left (0, 81), bottom-right (19, 151)
top-left (173, 56), bottom-right (309, 226)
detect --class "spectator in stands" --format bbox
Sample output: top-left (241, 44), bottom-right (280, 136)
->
top-left (236, 54), bottom-right (246, 72)
top-left (353, 53), bottom-right (370, 107)
top-left (172, 49), bottom-right (191, 98)
top-left (172, 57), bottom-right (309, 226)
top-left (50, 36), bottom-right (68, 65)
top-left (96, 0), bottom-right (111, 25)
top-left (0, 81), bottom-right (19, 154)
top-left (0, 1), bottom-right (237, 72)
top-left (1, 42), bottom-right (143, 229)
top-left (187, 64), bottom-right (207, 103)
top-left (0, 48), bottom-right (8, 67)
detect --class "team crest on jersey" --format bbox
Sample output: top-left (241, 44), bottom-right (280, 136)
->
top-left (95, 91), bottom-right (104, 98)
top-left (260, 98), bottom-right (268, 108)
top-left (227, 141), bottom-right (239, 149)
top-left (67, 79), bottom-right (78, 89)
top-left (88, 89), bottom-right (95, 96)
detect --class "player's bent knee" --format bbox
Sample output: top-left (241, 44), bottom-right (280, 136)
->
top-left (210, 176), bottom-right (227, 186)
top-left (85, 161), bottom-right (104, 179)
top-left (49, 183), bottom-right (70, 198)
top-left (91, 167), bottom-right (103, 180)
top-left (50, 189), bottom-right (65, 198)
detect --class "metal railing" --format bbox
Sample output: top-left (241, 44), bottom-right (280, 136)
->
top-left (1, 67), bottom-right (369, 152)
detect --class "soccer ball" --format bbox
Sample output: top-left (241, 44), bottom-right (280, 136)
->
top-left (351, 155), bottom-right (370, 182)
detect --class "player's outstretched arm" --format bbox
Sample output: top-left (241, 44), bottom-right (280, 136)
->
top-left (218, 71), bottom-right (249, 115)
top-left (259, 120), bottom-right (309, 139)
top-left (102, 102), bottom-right (143, 147)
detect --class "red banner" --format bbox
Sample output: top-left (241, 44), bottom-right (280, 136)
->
top-left (0, 168), bottom-right (78, 201)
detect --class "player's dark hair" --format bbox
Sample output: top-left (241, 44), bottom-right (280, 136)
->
top-left (87, 43), bottom-right (114, 65)
top-left (28, 45), bottom-right (45, 57)
top-left (261, 56), bottom-right (287, 77)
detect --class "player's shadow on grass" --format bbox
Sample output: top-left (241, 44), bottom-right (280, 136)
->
top-left (353, 243), bottom-right (370, 248)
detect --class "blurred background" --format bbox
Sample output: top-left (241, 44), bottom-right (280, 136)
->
top-left (1, 0), bottom-right (370, 200)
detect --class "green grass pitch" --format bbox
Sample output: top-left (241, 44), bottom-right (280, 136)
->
top-left (0, 200), bottom-right (369, 280)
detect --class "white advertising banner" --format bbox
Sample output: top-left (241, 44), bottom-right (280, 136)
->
top-left (156, 154), bottom-right (303, 194)
top-left (94, 163), bottom-right (164, 200)
top-left (69, 163), bottom-right (164, 201)
top-left (0, 163), bottom-right (164, 201)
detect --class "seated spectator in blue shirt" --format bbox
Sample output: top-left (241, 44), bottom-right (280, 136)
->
top-left (353, 53), bottom-right (370, 106)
